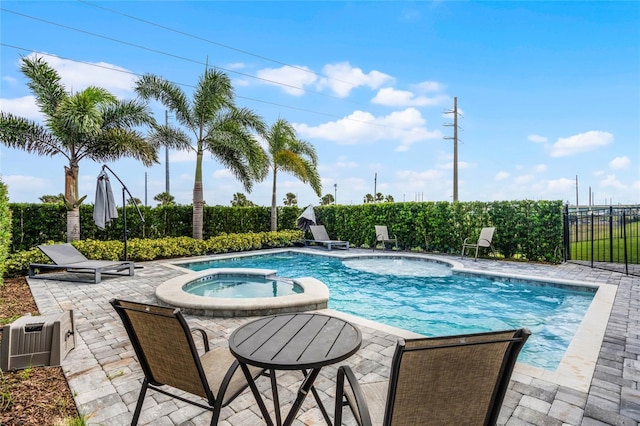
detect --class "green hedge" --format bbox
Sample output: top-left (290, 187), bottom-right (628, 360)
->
top-left (4, 230), bottom-right (304, 278)
top-left (0, 182), bottom-right (11, 286)
top-left (8, 200), bottom-right (563, 262)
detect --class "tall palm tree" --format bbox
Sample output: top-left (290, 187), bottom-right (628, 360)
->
top-left (265, 119), bottom-right (321, 231)
top-left (0, 56), bottom-right (158, 241)
top-left (135, 68), bottom-right (268, 239)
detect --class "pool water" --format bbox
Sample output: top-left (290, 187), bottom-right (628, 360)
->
top-left (178, 253), bottom-right (595, 370)
top-left (183, 275), bottom-right (302, 298)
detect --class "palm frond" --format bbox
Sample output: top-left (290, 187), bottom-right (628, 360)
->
top-left (20, 55), bottom-right (66, 118)
top-left (0, 112), bottom-right (69, 159)
top-left (135, 74), bottom-right (194, 129)
top-left (86, 128), bottom-right (159, 166)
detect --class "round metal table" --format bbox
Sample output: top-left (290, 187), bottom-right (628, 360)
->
top-left (229, 312), bottom-right (362, 426)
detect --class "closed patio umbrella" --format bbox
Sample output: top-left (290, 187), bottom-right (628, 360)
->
top-left (297, 204), bottom-right (316, 231)
top-left (93, 169), bottom-right (118, 230)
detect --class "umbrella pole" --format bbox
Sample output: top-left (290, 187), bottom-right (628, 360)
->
top-left (122, 187), bottom-right (128, 261)
top-left (102, 165), bottom-right (144, 263)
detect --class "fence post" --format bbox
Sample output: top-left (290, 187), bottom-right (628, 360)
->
top-left (563, 204), bottom-right (571, 261)
top-left (590, 212), bottom-right (594, 268)
top-left (609, 206), bottom-right (614, 263)
top-left (622, 211), bottom-right (628, 275)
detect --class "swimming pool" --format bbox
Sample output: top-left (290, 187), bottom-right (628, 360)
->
top-left (177, 252), bottom-right (596, 370)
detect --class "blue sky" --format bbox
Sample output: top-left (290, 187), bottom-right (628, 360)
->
top-left (1, 1), bottom-right (638, 208)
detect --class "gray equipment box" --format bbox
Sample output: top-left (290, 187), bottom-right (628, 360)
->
top-left (0, 310), bottom-right (75, 371)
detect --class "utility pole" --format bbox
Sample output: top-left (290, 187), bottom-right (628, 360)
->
top-left (444, 97), bottom-right (461, 202)
top-left (165, 110), bottom-right (170, 195)
top-left (374, 173), bottom-right (377, 203)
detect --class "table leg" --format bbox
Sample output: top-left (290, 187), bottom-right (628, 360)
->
top-left (269, 369), bottom-right (282, 426)
top-left (239, 363), bottom-right (274, 426)
top-left (302, 369), bottom-right (333, 426)
top-left (282, 368), bottom-right (322, 426)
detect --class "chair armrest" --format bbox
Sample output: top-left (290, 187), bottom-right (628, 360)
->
top-left (335, 365), bottom-right (373, 426)
top-left (190, 328), bottom-right (210, 353)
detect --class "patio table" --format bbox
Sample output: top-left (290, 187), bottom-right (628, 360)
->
top-left (229, 312), bottom-right (362, 426)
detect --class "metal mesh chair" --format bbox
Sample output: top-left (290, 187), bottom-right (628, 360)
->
top-left (462, 227), bottom-right (496, 260)
top-left (335, 328), bottom-right (530, 426)
top-left (110, 299), bottom-right (266, 425)
top-left (373, 225), bottom-right (398, 251)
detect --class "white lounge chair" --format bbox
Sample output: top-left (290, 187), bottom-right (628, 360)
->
top-left (29, 243), bottom-right (134, 283)
top-left (373, 225), bottom-right (398, 251)
top-left (461, 227), bottom-right (496, 260)
top-left (305, 225), bottom-right (349, 250)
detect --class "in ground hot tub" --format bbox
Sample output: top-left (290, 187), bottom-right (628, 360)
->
top-left (155, 268), bottom-right (329, 317)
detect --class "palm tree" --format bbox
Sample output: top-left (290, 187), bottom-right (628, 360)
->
top-left (231, 192), bottom-right (255, 207)
top-left (283, 192), bottom-right (297, 206)
top-left (265, 119), bottom-right (321, 231)
top-left (135, 68), bottom-right (268, 239)
top-left (0, 56), bottom-right (158, 241)
top-left (321, 194), bottom-right (335, 205)
top-left (153, 191), bottom-right (176, 206)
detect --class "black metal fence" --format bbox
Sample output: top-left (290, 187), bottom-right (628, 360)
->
top-left (563, 204), bottom-right (640, 276)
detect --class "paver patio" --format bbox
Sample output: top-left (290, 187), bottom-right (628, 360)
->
top-left (26, 248), bottom-right (639, 425)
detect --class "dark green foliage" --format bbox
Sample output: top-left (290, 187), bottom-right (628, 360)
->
top-left (7, 201), bottom-right (563, 262)
top-left (0, 182), bottom-right (11, 285)
top-left (4, 230), bottom-right (304, 277)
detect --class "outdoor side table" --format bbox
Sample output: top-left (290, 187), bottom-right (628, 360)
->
top-left (229, 312), bottom-right (362, 426)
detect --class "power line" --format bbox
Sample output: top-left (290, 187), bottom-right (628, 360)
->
top-left (0, 43), bottom-right (398, 130)
top-left (0, 7), bottom-right (367, 106)
top-left (78, 0), bottom-right (362, 89)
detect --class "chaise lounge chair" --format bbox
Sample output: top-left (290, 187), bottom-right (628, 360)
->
top-left (305, 225), bottom-right (350, 250)
top-left (335, 328), bottom-right (530, 426)
top-left (28, 243), bottom-right (134, 284)
top-left (461, 227), bottom-right (496, 260)
top-left (110, 299), bottom-right (267, 425)
top-left (373, 225), bottom-right (398, 251)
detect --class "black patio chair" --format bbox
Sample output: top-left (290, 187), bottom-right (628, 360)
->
top-left (110, 299), bottom-right (266, 425)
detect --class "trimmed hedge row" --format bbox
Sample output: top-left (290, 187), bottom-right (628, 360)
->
top-left (3, 230), bottom-right (304, 278)
top-left (0, 182), bottom-right (11, 285)
top-left (7, 200), bottom-right (564, 263)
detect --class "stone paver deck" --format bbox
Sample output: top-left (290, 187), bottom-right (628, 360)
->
top-left (26, 248), bottom-right (639, 425)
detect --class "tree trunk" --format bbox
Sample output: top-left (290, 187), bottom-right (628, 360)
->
top-left (192, 149), bottom-right (204, 240)
top-left (270, 168), bottom-right (278, 232)
top-left (64, 165), bottom-right (80, 241)
top-left (66, 208), bottom-right (80, 242)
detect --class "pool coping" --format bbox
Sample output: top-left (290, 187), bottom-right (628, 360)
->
top-left (155, 267), bottom-right (330, 317)
top-left (165, 248), bottom-right (617, 392)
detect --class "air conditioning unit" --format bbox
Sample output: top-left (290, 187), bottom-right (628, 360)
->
top-left (0, 310), bottom-right (75, 372)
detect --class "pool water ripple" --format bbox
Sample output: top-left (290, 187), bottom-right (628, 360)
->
top-left (179, 253), bottom-right (594, 370)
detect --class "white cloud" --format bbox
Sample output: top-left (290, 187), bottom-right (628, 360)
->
top-left (0, 96), bottom-right (44, 121)
top-left (549, 130), bottom-right (613, 157)
top-left (169, 149), bottom-right (196, 163)
top-left (528, 134), bottom-right (547, 143)
top-left (495, 171), bottom-right (510, 181)
top-left (515, 174), bottom-right (534, 185)
top-left (294, 107), bottom-right (442, 151)
top-left (225, 62), bottom-right (246, 70)
top-left (600, 174), bottom-right (625, 189)
top-left (2, 76), bottom-right (18, 85)
top-left (256, 65), bottom-right (317, 96)
top-left (412, 81), bottom-right (446, 92)
top-left (438, 161), bottom-right (475, 170)
top-left (26, 53), bottom-right (136, 97)
top-left (545, 178), bottom-right (574, 193)
top-left (317, 62), bottom-right (394, 97)
top-left (609, 156), bottom-right (630, 170)
top-left (371, 87), bottom-right (449, 107)
top-left (534, 164), bottom-right (547, 173)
